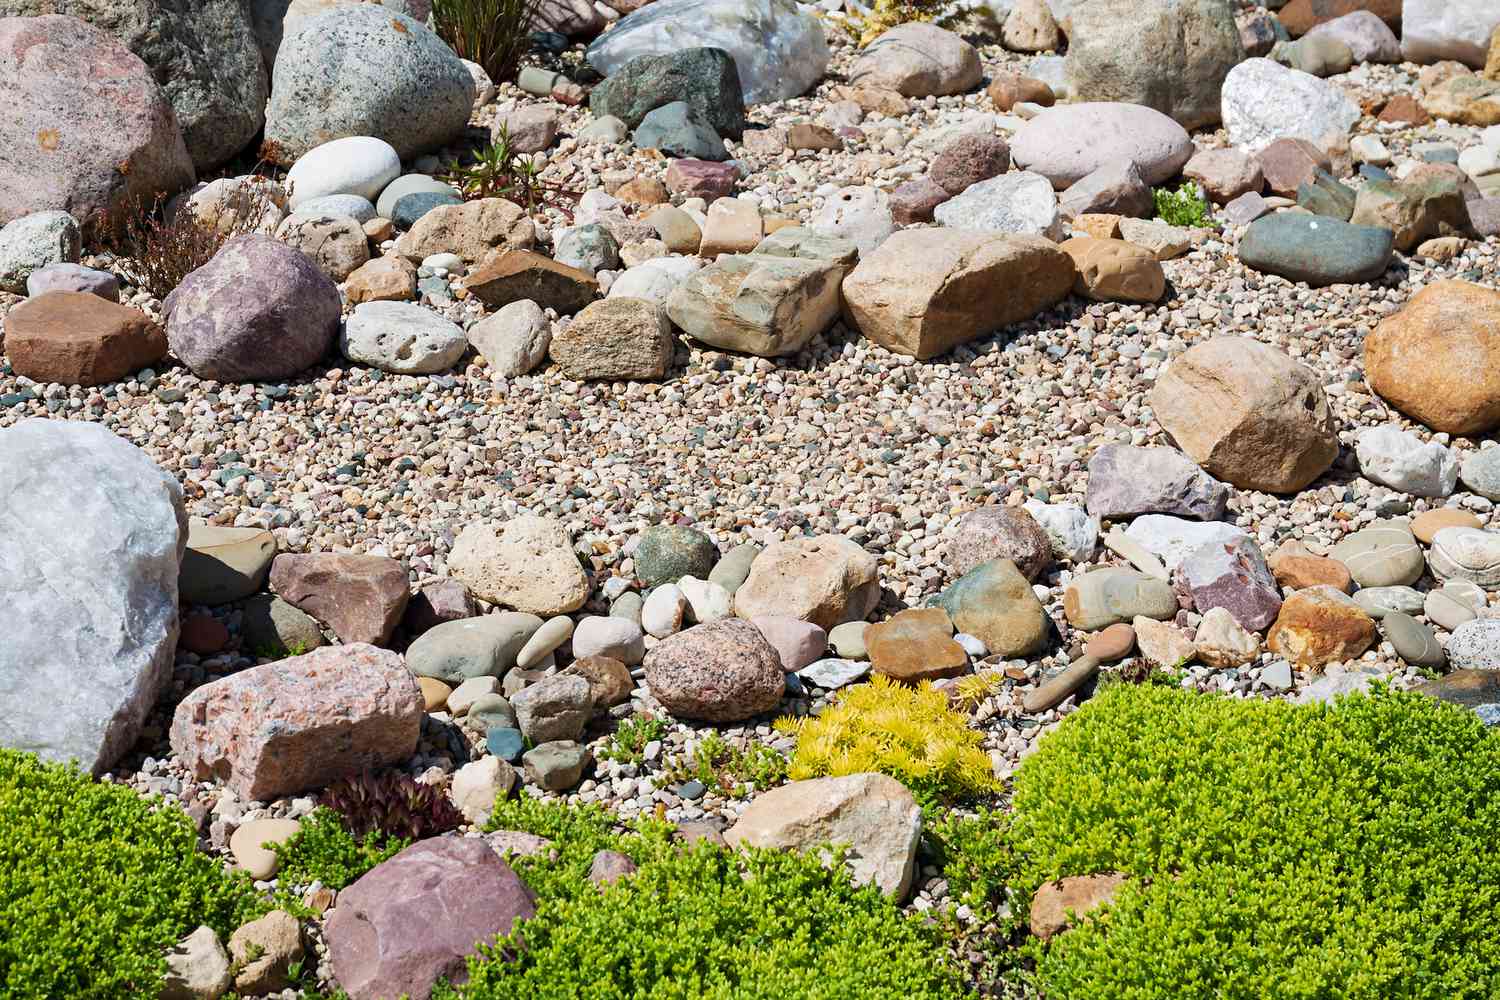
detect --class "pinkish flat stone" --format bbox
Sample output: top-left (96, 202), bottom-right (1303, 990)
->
top-left (749, 615), bottom-right (829, 672)
top-left (665, 159), bottom-right (739, 200)
top-left (169, 644), bottom-right (422, 801)
top-left (270, 552), bottom-right (410, 646)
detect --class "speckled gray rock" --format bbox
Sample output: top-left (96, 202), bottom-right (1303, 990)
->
top-left (933, 171), bottom-right (1063, 240)
top-left (0, 420), bottom-right (185, 775)
top-left (1062, 0), bottom-right (1243, 130)
top-left (165, 234), bottom-right (341, 382)
top-left (0, 15), bottom-right (195, 228)
top-left (406, 612), bottom-right (545, 684)
top-left (510, 672), bottom-right (593, 744)
top-left (1351, 586), bottom-right (1424, 619)
top-left (274, 212), bottom-right (370, 282)
top-left (1446, 618), bottom-right (1500, 671)
top-left (1085, 444), bottom-right (1229, 521)
top-left (262, 5), bottom-right (474, 165)
top-left (341, 301), bottom-right (468, 374)
top-left (1329, 520), bottom-right (1424, 588)
top-left (636, 525), bottom-right (718, 587)
top-left (632, 101), bottom-right (728, 161)
top-left (945, 506), bottom-right (1052, 580)
top-left (466, 299), bottom-right (551, 377)
top-left (643, 618), bottom-right (784, 722)
top-left (0, 210), bottom-right (79, 293)
top-left (1220, 57), bottom-right (1360, 152)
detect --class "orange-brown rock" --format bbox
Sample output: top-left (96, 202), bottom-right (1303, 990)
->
top-left (987, 74), bottom-right (1055, 112)
top-left (1030, 873), bottom-right (1127, 939)
top-left (1060, 237), bottom-right (1165, 303)
top-left (1412, 507), bottom-right (1483, 544)
top-left (867, 607), bottom-right (968, 683)
top-left (1364, 281), bottom-right (1500, 435)
top-left (1377, 95), bottom-right (1429, 126)
top-left (1268, 544), bottom-right (1353, 592)
top-left (1266, 586), bottom-right (1376, 670)
top-left (462, 249), bottom-right (598, 313)
top-left (1075, 213), bottom-right (1123, 239)
top-left (3, 290), bottom-right (166, 386)
top-left (1278, 0), bottom-right (1401, 37)
top-left (615, 177), bottom-right (670, 207)
top-left (345, 255), bottom-right (417, 304)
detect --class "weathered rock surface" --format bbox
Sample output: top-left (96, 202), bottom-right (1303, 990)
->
top-left (643, 619), bottom-right (785, 722)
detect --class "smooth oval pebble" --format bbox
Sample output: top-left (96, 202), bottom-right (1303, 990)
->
top-left (1445, 618), bottom-right (1500, 671)
top-left (1411, 507), bottom-right (1481, 544)
top-left (1424, 590), bottom-right (1477, 632)
top-left (828, 620), bottom-right (870, 659)
top-left (418, 676), bottom-right (451, 710)
top-left (229, 818), bottom-right (302, 880)
top-left (1085, 622), bottom-right (1136, 661)
top-left (1427, 527), bottom-right (1500, 588)
top-left (1380, 612), bottom-right (1444, 669)
top-left (516, 615), bottom-right (576, 668)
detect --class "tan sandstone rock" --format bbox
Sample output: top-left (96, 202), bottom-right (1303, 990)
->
top-left (733, 535), bottom-right (880, 630)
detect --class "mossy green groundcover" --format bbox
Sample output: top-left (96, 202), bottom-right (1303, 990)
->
top-left (0, 749), bottom-right (262, 999)
top-left (1008, 684), bottom-right (1500, 1000)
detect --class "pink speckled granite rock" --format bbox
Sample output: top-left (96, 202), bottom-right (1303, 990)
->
top-left (270, 552), bottom-right (410, 646)
top-left (169, 644), bottom-right (422, 800)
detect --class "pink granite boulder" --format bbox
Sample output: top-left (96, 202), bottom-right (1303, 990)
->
top-left (269, 552), bottom-right (410, 646)
top-left (169, 644), bottom-right (422, 800)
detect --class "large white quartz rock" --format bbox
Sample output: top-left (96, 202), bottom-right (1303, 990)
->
top-left (1220, 57), bottom-right (1360, 152)
top-left (0, 420), bottom-right (187, 773)
top-left (586, 0), bottom-right (830, 105)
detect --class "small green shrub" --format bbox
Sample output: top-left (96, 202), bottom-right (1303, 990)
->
top-left (431, 0), bottom-right (539, 83)
top-left (0, 749), bottom-right (262, 998)
top-left (927, 806), bottom-right (1017, 923)
top-left (598, 716), bottom-right (669, 766)
top-left (271, 807), bottom-right (408, 895)
top-left (1152, 181), bottom-right (1213, 228)
top-left (482, 796), bottom-right (676, 901)
top-left (664, 732), bottom-right (788, 798)
top-left (437, 842), bottom-right (968, 1000)
top-left (775, 674), bottom-right (1001, 806)
top-left (1007, 684), bottom-right (1500, 1000)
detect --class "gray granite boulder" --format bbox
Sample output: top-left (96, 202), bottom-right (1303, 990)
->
top-left (1085, 444), bottom-right (1229, 522)
top-left (591, 47), bottom-right (745, 138)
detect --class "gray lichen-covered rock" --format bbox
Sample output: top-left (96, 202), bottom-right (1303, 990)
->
top-left (262, 5), bottom-right (474, 165)
top-left (0, 14), bottom-right (195, 228)
top-left (586, 0), bottom-right (829, 105)
top-left (0, 420), bottom-right (186, 774)
top-left (165, 234), bottom-right (341, 382)
top-left (0, 0), bottom-right (267, 170)
top-left (0, 210), bottom-right (79, 294)
top-left (340, 301), bottom-right (468, 374)
top-left (666, 253), bottom-right (843, 358)
top-left (590, 46), bottom-right (746, 138)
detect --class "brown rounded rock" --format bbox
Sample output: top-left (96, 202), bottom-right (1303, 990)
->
top-left (866, 607), bottom-right (968, 684)
top-left (179, 614), bottom-right (229, 656)
top-left (643, 618), bottom-right (785, 723)
top-left (417, 676), bottom-right (451, 711)
top-left (1365, 281), bottom-right (1500, 436)
top-left (615, 176), bottom-right (670, 206)
top-left (929, 134), bottom-right (1011, 196)
top-left (4, 290), bottom-right (166, 386)
top-left (1268, 545), bottom-right (1353, 592)
top-left (270, 552), bottom-right (410, 647)
top-left (1085, 622), bottom-right (1136, 662)
top-left (1150, 337), bottom-right (1338, 494)
top-left (1030, 873), bottom-right (1127, 940)
top-left (563, 655), bottom-right (634, 707)
top-left (987, 74), bottom-right (1055, 112)
top-left (1060, 237), bottom-right (1166, 303)
top-left (1412, 507), bottom-right (1483, 544)
top-left (1265, 586), bottom-right (1376, 670)
top-left (345, 255), bottom-right (417, 304)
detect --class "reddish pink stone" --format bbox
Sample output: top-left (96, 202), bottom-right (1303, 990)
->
top-left (889, 177), bottom-right (951, 225)
top-left (269, 552), bottom-right (410, 646)
top-left (169, 644), bottom-right (422, 801)
top-left (665, 159), bottom-right (739, 200)
top-left (749, 615), bottom-right (829, 672)
top-left (327, 837), bottom-right (537, 1000)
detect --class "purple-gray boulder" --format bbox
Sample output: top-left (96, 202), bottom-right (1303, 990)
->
top-left (0, 14), bottom-right (194, 228)
top-left (164, 234), bottom-right (340, 381)
top-left (326, 837), bottom-right (536, 1000)
top-left (1085, 444), bottom-right (1229, 523)
top-left (1174, 534), bottom-right (1283, 631)
top-left (643, 618), bottom-right (785, 723)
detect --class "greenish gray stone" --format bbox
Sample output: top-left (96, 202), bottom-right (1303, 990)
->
top-left (707, 542), bottom-right (761, 594)
top-left (486, 726), bottom-right (526, 762)
top-left (1064, 567), bottom-right (1179, 631)
top-left (1380, 612), bottom-right (1444, 669)
top-left (828, 621), bottom-right (869, 660)
top-left (610, 591), bottom-right (644, 624)
top-left (590, 47), bottom-right (746, 139)
top-left (464, 693), bottom-right (518, 732)
top-left (241, 595), bottom-right (326, 656)
top-left (633, 102), bottom-right (729, 161)
top-left (934, 558), bottom-right (1048, 658)
top-left (522, 740), bottom-right (588, 790)
top-left (392, 191), bottom-right (463, 229)
top-left (1351, 585), bottom-right (1424, 619)
top-left (406, 612), bottom-right (544, 684)
top-left (554, 223), bottom-right (620, 276)
top-left (1296, 169), bottom-right (1355, 221)
top-left (1460, 449), bottom-right (1500, 500)
top-left (750, 226), bottom-right (860, 271)
top-left (375, 174), bottom-right (457, 219)
top-left (1329, 520), bottom-right (1423, 588)
top-left (1238, 213), bottom-right (1393, 287)
top-left (636, 524), bottom-right (718, 588)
